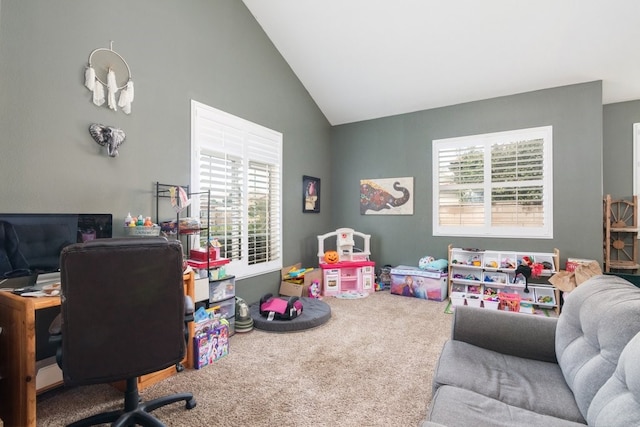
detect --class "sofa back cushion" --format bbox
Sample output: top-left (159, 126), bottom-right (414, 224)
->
top-left (556, 275), bottom-right (640, 419)
top-left (587, 330), bottom-right (640, 425)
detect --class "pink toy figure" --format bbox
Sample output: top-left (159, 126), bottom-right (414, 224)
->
top-left (308, 280), bottom-right (321, 299)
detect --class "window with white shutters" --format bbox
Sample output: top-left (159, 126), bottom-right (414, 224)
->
top-left (432, 126), bottom-right (553, 238)
top-left (192, 100), bottom-right (282, 278)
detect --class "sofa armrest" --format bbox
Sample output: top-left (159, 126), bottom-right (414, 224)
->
top-left (451, 306), bottom-right (558, 363)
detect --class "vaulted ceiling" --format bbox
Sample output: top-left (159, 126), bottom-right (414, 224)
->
top-left (243, 0), bottom-right (640, 125)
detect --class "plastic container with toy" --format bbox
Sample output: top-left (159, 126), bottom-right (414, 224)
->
top-left (498, 292), bottom-right (521, 312)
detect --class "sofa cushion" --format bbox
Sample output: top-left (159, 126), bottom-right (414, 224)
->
top-left (556, 275), bottom-right (640, 419)
top-left (450, 305), bottom-right (558, 363)
top-left (433, 340), bottom-right (585, 423)
top-left (426, 385), bottom-right (586, 427)
top-left (587, 331), bottom-right (640, 425)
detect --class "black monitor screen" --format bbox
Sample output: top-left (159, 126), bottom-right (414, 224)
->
top-left (0, 213), bottom-right (113, 274)
top-left (77, 213), bottom-right (113, 242)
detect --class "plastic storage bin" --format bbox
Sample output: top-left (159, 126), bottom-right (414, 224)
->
top-left (451, 294), bottom-right (466, 307)
top-left (499, 293), bottom-right (521, 312)
top-left (466, 295), bottom-right (482, 307)
top-left (209, 296), bottom-right (235, 321)
top-left (483, 299), bottom-right (499, 310)
top-left (123, 226), bottom-right (161, 237)
top-left (534, 287), bottom-right (556, 306)
top-left (209, 275), bottom-right (235, 303)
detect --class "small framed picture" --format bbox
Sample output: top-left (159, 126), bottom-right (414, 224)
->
top-left (303, 175), bottom-right (320, 213)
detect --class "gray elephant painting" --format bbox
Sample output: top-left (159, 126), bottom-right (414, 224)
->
top-left (360, 180), bottom-right (411, 214)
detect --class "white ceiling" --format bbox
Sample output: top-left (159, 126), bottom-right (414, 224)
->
top-left (242, 0), bottom-right (640, 125)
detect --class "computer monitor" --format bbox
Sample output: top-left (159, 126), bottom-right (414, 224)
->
top-left (0, 213), bottom-right (113, 282)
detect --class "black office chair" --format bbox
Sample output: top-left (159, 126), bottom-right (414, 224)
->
top-left (49, 237), bottom-right (196, 427)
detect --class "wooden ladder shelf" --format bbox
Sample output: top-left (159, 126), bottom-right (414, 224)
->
top-left (604, 194), bottom-right (640, 272)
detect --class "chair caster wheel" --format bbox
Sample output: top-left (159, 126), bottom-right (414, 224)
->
top-left (186, 398), bottom-right (197, 410)
top-left (175, 363), bottom-right (184, 372)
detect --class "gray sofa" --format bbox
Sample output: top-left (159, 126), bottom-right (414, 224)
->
top-left (422, 274), bottom-right (640, 426)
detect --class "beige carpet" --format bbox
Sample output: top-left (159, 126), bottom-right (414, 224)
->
top-left (37, 292), bottom-right (452, 426)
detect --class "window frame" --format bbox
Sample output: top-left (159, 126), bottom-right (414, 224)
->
top-left (191, 100), bottom-right (283, 279)
top-left (432, 126), bottom-right (554, 239)
top-left (633, 123), bottom-right (640, 198)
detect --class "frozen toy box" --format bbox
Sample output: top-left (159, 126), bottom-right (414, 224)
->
top-left (390, 265), bottom-right (448, 301)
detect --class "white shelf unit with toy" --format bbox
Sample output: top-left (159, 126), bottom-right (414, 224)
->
top-left (447, 245), bottom-right (561, 315)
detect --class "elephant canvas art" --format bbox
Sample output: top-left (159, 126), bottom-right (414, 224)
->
top-left (360, 177), bottom-right (414, 215)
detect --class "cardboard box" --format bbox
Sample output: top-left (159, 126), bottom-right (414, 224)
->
top-left (390, 265), bottom-right (448, 301)
top-left (279, 263), bottom-right (322, 297)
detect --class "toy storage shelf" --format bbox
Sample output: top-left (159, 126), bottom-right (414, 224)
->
top-left (156, 182), bottom-right (210, 260)
top-left (447, 245), bottom-right (561, 315)
top-left (155, 184), bottom-right (235, 335)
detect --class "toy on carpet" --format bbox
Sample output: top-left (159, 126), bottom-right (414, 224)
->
top-left (259, 293), bottom-right (303, 321)
top-left (234, 297), bottom-right (254, 333)
top-left (317, 228), bottom-right (375, 296)
top-left (308, 281), bottom-right (322, 299)
top-left (379, 265), bottom-right (392, 290)
top-left (287, 266), bottom-right (313, 278)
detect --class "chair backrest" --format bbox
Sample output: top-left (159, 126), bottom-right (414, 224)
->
top-left (555, 274), bottom-right (640, 420)
top-left (59, 237), bottom-right (185, 386)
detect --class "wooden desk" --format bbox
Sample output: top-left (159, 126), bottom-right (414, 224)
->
top-left (0, 292), bottom-right (59, 427)
top-left (0, 271), bottom-right (194, 427)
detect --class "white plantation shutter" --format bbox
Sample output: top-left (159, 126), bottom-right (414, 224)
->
top-left (432, 126), bottom-right (553, 238)
top-left (490, 137), bottom-right (545, 228)
top-left (436, 142), bottom-right (485, 227)
top-left (199, 150), bottom-right (244, 262)
top-left (192, 100), bottom-right (282, 278)
top-left (247, 160), bottom-right (280, 265)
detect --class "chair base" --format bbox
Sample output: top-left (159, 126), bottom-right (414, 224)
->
top-left (68, 378), bottom-right (196, 427)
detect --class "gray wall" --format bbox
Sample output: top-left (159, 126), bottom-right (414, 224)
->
top-left (2, 1), bottom-right (637, 301)
top-left (330, 82), bottom-right (604, 267)
top-left (603, 100), bottom-right (640, 197)
top-left (0, 0), bottom-right (332, 303)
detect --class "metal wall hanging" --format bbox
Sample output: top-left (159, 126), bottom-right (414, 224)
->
top-left (84, 41), bottom-right (134, 114)
top-left (89, 123), bottom-right (126, 157)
